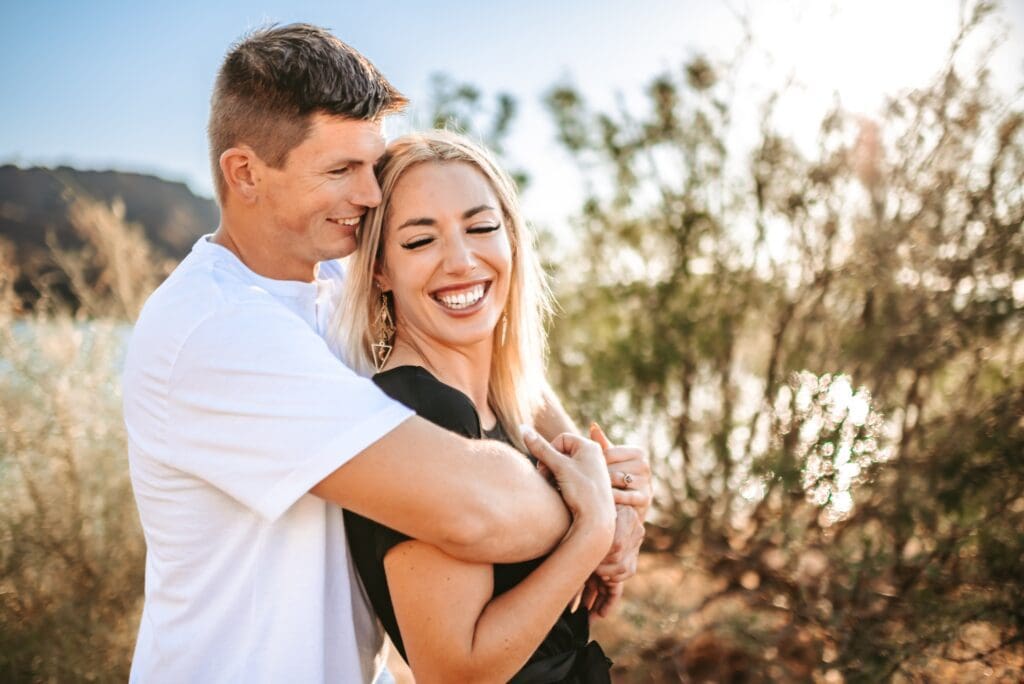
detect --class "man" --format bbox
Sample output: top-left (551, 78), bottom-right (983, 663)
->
top-left (123, 23), bottom-right (649, 683)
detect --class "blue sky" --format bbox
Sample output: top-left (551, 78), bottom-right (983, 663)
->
top-left (2, 1), bottom-right (1022, 227)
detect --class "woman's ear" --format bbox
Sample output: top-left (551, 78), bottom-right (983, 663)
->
top-left (374, 264), bottom-right (393, 292)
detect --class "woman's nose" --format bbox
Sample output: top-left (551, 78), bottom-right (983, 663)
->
top-left (443, 235), bottom-right (476, 274)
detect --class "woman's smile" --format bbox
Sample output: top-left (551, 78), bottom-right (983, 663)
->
top-left (430, 280), bottom-right (492, 314)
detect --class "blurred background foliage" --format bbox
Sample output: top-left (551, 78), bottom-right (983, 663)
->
top-left (1, 2), bottom-right (1022, 682)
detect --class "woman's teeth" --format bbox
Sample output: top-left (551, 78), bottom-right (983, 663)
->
top-left (435, 284), bottom-right (486, 310)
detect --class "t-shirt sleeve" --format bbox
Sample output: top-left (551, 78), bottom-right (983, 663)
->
top-left (165, 301), bottom-right (414, 522)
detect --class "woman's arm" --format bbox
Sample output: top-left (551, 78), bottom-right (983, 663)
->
top-left (385, 522), bottom-right (607, 682)
top-left (532, 379), bottom-right (579, 441)
top-left (385, 431), bottom-right (616, 683)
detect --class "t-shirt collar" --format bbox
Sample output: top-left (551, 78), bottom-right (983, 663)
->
top-left (193, 234), bottom-right (325, 299)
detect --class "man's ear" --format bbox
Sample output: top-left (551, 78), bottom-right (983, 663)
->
top-left (219, 145), bottom-right (261, 204)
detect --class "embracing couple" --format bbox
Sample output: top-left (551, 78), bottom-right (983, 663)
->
top-left (123, 23), bottom-right (651, 684)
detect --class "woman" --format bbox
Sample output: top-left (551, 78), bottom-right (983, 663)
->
top-left (336, 130), bottom-right (620, 683)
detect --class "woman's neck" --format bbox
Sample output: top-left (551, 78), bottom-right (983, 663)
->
top-left (384, 329), bottom-right (496, 429)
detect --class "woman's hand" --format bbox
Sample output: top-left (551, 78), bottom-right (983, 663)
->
top-left (578, 424), bottom-right (651, 618)
top-left (591, 423), bottom-right (652, 519)
top-left (521, 427), bottom-right (617, 545)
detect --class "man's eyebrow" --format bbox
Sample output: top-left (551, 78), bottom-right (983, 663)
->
top-left (324, 158), bottom-right (364, 168)
top-left (396, 205), bottom-right (498, 231)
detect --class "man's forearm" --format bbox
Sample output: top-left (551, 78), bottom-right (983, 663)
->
top-left (440, 437), bottom-right (571, 563)
top-left (312, 415), bottom-right (569, 564)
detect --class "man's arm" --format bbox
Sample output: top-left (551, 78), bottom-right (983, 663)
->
top-left (311, 415), bottom-right (571, 565)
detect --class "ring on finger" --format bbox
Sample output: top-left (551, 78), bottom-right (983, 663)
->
top-left (622, 472), bottom-right (633, 487)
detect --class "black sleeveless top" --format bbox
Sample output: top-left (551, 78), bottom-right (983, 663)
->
top-left (344, 366), bottom-right (611, 683)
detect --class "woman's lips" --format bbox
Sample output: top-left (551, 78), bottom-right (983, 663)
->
top-left (430, 280), bottom-right (491, 312)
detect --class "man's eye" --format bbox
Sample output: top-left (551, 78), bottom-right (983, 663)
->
top-left (467, 224), bottom-right (500, 234)
top-left (330, 167), bottom-right (350, 175)
top-left (401, 237), bottom-right (434, 250)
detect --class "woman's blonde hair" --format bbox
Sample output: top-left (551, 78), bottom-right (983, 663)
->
top-left (331, 129), bottom-right (553, 449)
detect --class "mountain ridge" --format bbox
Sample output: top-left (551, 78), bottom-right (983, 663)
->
top-left (0, 164), bottom-right (219, 260)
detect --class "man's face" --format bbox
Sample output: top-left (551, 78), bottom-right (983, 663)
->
top-left (257, 113), bottom-right (385, 278)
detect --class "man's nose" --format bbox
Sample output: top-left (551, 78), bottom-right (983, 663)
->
top-left (352, 167), bottom-right (382, 209)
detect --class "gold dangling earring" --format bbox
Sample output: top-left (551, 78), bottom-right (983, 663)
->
top-left (499, 311), bottom-right (508, 347)
top-left (372, 291), bottom-right (394, 372)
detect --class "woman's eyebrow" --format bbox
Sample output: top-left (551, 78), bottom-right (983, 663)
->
top-left (395, 204), bottom-right (498, 231)
top-left (462, 204), bottom-right (496, 219)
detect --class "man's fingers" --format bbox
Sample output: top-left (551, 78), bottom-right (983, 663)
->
top-left (596, 564), bottom-right (634, 583)
top-left (582, 577), bottom-right (599, 612)
top-left (596, 582), bottom-right (625, 617)
top-left (570, 586), bottom-right (584, 613)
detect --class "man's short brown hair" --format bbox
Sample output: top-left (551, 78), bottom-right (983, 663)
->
top-left (208, 23), bottom-right (407, 203)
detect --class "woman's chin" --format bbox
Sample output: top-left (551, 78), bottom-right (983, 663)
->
top-left (415, 322), bottom-right (498, 350)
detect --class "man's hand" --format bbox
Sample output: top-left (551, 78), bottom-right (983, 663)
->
top-left (579, 503), bottom-right (644, 617)
top-left (596, 504), bottom-right (643, 582)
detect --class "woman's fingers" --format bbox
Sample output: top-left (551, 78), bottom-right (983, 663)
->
top-left (521, 426), bottom-right (567, 473)
top-left (589, 422), bottom-right (612, 451)
top-left (535, 461), bottom-right (554, 484)
top-left (521, 426), bottom-right (614, 520)
top-left (607, 458), bottom-right (649, 475)
top-left (610, 470), bottom-right (646, 489)
top-left (612, 489), bottom-right (649, 508)
top-left (603, 444), bottom-right (649, 466)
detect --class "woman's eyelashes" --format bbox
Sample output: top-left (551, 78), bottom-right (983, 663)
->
top-left (401, 236), bottom-right (434, 250)
top-left (399, 223), bottom-right (502, 250)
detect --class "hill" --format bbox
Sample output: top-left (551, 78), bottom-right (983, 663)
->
top-left (0, 164), bottom-right (218, 263)
top-left (0, 164), bottom-right (218, 305)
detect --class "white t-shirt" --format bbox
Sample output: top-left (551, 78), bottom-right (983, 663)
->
top-left (123, 236), bottom-right (413, 683)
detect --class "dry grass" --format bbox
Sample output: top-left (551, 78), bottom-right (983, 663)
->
top-left (0, 193), bottom-right (160, 681)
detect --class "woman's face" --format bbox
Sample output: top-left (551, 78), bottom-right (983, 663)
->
top-left (377, 161), bottom-right (512, 353)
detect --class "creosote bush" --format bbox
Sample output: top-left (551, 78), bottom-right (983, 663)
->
top-left (545, 3), bottom-right (1023, 680)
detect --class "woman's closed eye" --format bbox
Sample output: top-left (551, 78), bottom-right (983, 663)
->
top-left (400, 236), bottom-right (434, 250)
top-left (400, 224), bottom-right (501, 250)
